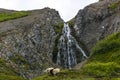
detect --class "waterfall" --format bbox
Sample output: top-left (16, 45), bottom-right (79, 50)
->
top-left (56, 23), bottom-right (87, 69)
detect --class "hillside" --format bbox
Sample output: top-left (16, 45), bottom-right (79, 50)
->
top-left (82, 31), bottom-right (120, 77)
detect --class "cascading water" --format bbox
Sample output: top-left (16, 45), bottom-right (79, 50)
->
top-left (56, 23), bottom-right (87, 69)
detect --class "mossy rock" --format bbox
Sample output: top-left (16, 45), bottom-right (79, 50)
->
top-left (109, 1), bottom-right (120, 10)
top-left (67, 18), bottom-right (75, 28)
top-left (53, 22), bottom-right (64, 34)
top-left (52, 35), bottom-right (60, 63)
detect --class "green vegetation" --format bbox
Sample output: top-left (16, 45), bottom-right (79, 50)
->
top-left (91, 31), bottom-right (120, 63)
top-left (82, 62), bottom-right (120, 77)
top-left (82, 31), bottom-right (120, 77)
top-left (52, 22), bottom-right (64, 63)
top-left (53, 22), bottom-right (64, 34)
top-left (0, 58), bottom-right (26, 80)
top-left (0, 11), bottom-right (30, 22)
top-left (0, 58), bottom-right (15, 75)
top-left (109, 0), bottom-right (120, 10)
top-left (67, 18), bottom-right (75, 28)
top-left (0, 74), bottom-right (25, 80)
top-left (33, 69), bottom-right (95, 80)
top-left (33, 69), bottom-right (120, 80)
top-left (52, 36), bottom-right (60, 63)
top-left (10, 54), bottom-right (26, 64)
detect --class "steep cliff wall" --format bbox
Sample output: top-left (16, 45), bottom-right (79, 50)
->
top-left (0, 8), bottom-right (63, 79)
top-left (73, 0), bottom-right (120, 52)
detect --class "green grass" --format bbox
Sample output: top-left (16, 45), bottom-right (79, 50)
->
top-left (0, 11), bottom-right (30, 22)
top-left (91, 32), bottom-right (120, 60)
top-left (33, 69), bottom-right (120, 80)
top-left (0, 58), bottom-right (26, 80)
top-left (82, 62), bottom-right (120, 77)
top-left (33, 69), bottom-right (95, 80)
top-left (81, 31), bottom-right (120, 77)
top-left (0, 74), bottom-right (26, 80)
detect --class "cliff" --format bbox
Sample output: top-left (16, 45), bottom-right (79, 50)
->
top-left (73, 0), bottom-right (120, 52)
top-left (0, 8), bottom-right (63, 79)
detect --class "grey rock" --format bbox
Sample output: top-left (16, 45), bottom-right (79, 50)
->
top-left (0, 7), bottom-right (63, 79)
top-left (73, 0), bottom-right (120, 53)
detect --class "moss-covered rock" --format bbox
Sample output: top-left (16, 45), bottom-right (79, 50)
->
top-left (53, 22), bottom-right (64, 34)
top-left (67, 18), bottom-right (75, 28)
top-left (109, 1), bottom-right (120, 10)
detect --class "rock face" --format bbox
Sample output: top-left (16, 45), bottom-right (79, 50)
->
top-left (73, 0), bottom-right (120, 52)
top-left (0, 8), bottom-right (63, 79)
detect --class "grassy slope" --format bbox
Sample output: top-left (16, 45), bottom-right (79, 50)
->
top-left (0, 58), bottom-right (26, 80)
top-left (0, 11), bottom-right (30, 22)
top-left (33, 69), bottom-right (120, 80)
top-left (33, 69), bottom-right (95, 80)
top-left (82, 31), bottom-right (120, 77)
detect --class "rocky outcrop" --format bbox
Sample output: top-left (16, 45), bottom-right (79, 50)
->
top-left (0, 8), bottom-right (63, 79)
top-left (73, 0), bottom-right (120, 52)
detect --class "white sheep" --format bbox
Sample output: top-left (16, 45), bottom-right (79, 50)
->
top-left (50, 68), bottom-right (60, 76)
